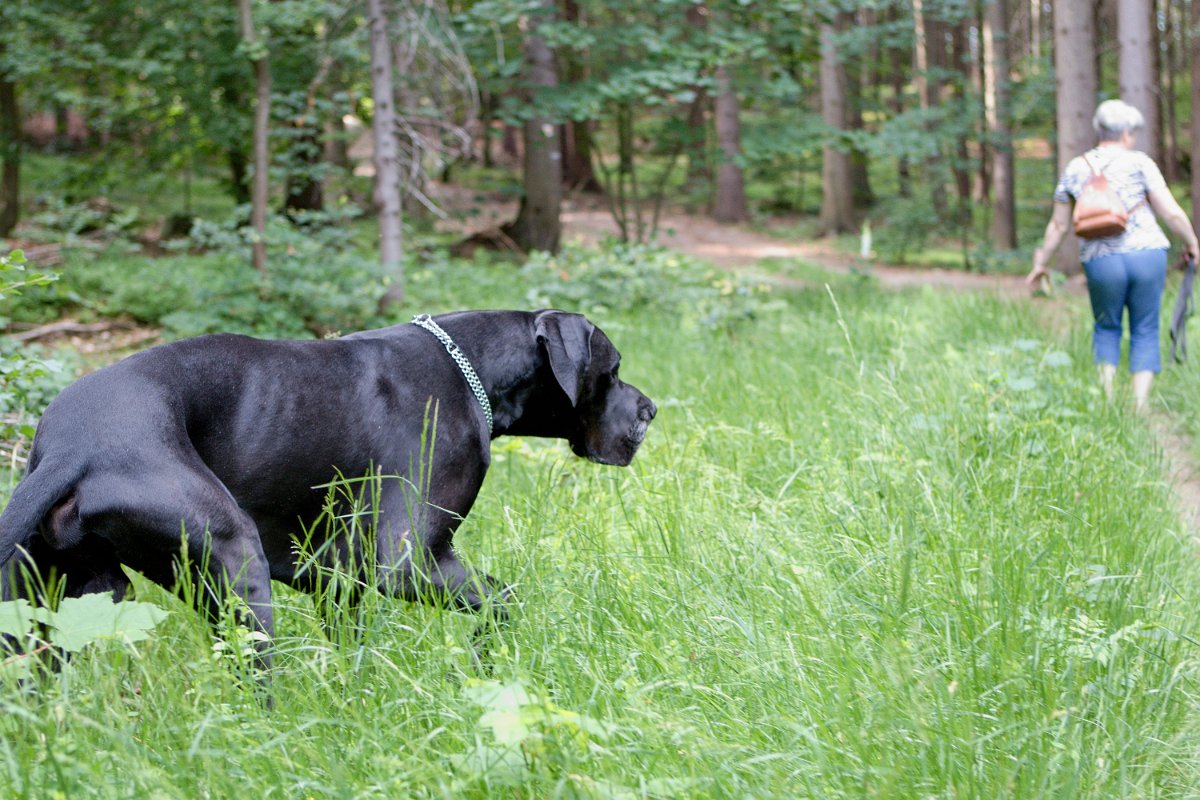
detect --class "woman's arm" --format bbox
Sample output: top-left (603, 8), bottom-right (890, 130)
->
top-left (1025, 201), bottom-right (1073, 286)
top-left (1148, 186), bottom-right (1200, 263)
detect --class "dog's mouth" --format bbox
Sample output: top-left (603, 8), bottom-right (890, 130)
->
top-left (628, 419), bottom-right (649, 446)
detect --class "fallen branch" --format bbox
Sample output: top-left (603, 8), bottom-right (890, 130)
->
top-left (6, 319), bottom-right (136, 343)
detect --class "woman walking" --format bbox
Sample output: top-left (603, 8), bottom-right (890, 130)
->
top-left (1027, 99), bottom-right (1200, 412)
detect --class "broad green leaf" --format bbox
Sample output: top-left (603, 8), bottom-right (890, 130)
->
top-left (480, 708), bottom-right (530, 744)
top-left (453, 743), bottom-right (527, 786)
top-left (0, 599), bottom-right (50, 637)
top-left (46, 594), bottom-right (168, 652)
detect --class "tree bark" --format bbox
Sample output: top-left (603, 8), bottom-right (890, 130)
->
top-left (228, 147), bottom-right (251, 205)
top-left (502, 0), bottom-right (563, 253)
top-left (284, 130), bottom-right (325, 215)
top-left (559, 0), bottom-right (601, 193)
top-left (1053, 0), bottom-right (1097, 273)
top-left (238, 0), bottom-right (271, 278)
top-left (1117, 0), bottom-right (1159, 159)
top-left (712, 65), bottom-right (747, 223)
top-left (0, 49), bottom-right (19, 239)
top-left (1191, 0), bottom-right (1200, 240)
top-left (368, 0), bottom-right (405, 309)
top-left (683, 3), bottom-right (710, 191)
top-left (818, 23), bottom-right (854, 235)
top-left (845, 9), bottom-right (872, 210)
top-left (913, 0), bottom-right (949, 219)
top-left (889, 6), bottom-right (911, 198)
top-left (1161, 0), bottom-right (1181, 183)
top-left (983, 0), bottom-right (1016, 250)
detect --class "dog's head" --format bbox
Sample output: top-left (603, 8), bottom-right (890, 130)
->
top-left (535, 311), bottom-right (656, 466)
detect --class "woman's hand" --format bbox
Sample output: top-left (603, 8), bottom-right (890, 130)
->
top-left (1026, 248), bottom-right (1050, 286)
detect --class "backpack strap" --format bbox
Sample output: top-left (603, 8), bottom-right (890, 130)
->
top-left (1080, 150), bottom-right (1147, 215)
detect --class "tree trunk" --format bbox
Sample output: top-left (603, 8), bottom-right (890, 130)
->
top-left (889, 8), bottom-right (911, 198)
top-left (238, 0), bottom-right (271, 278)
top-left (712, 64), bottom-right (747, 223)
top-left (818, 23), bottom-right (854, 235)
top-left (1053, 0), bottom-right (1097, 273)
top-left (1161, 0), bottom-right (1181, 183)
top-left (1191, 0), bottom-right (1200, 240)
top-left (1030, 0), bottom-right (1041, 65)
top-left (983, 0), bottom-right (1016, 250)
top-left (0, 50), bottom-right (19, 239)
top-left (480, 92), bottom-right (495, 168)
top-left (1117, 0), bottom-right (1159, 159)
top-left (368, 0), bottom-right (405, 309)
top-left (913, 0), bottom-right (949, 219)
top-left (228, 147), bottom-right (251, 205)
top-left (683, 3), bottom-right (710, 191)
top-left (845, 9), bottom-right (872, 210)
top-left (502, 0), bottom-right (562, 253)
top-left (560, 0), bottom-right (601, 193)
top-left (562, 121), bottom-right (602, 193)
top-left (950, 20), bottom-right (972, 207)
top-left (284, 130), bottom-right (324, 215)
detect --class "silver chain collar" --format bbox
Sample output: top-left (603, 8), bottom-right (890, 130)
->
top-left (411, 314), bottom-right (494, 435)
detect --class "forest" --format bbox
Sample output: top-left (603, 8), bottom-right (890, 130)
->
top-left (4, 1), bottom-right (1200, 798)
top-left (0, 0), bottom-right (1192, 280)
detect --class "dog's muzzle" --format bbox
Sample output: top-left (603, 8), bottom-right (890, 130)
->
top-left (630, 399), bottom-right (657, 445)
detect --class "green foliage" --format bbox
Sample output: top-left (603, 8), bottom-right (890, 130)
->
top-left (1, 270), bottom-right (1198, 796)
top-left (520, 241), bottom-right (781, 331)
top-left (0, 594), bottom-right (168, 680)
top-left (0, 250), bottom-right (69, 443)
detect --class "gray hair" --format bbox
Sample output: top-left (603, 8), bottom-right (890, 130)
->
top-left (1093, 100), bottom-right (1145, 141)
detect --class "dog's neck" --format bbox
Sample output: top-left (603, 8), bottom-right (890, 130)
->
top-left (426, 312), bottom-right (571, 440)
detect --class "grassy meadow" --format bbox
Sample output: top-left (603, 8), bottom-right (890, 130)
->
top-left (3, 247), bottom-right (1200, 798)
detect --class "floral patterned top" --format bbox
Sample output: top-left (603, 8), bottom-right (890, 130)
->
top-left (1053, 146), bottom-right (1170, 262)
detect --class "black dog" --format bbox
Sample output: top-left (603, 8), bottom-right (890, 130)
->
top-left (0, 310), bottom-right (656, 667)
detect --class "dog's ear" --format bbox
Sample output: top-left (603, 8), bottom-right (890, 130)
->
top-left (534, 311), bottom-right (594, 407)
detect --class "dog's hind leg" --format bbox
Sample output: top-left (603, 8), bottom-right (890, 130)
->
top-left (77, 468), bottom-right (276, 675)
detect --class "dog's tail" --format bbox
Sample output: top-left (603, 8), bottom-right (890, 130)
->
top-left (0, 461), bottom-right (81, 591)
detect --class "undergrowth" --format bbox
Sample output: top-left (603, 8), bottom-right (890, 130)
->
top-left (1, 248), bottom-right (1198, 797)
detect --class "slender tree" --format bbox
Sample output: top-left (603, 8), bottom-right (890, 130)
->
top-left (0, 40), bottom-right (18, 238)
top-left (1191, 0), bottom-right (1200, 238)
top-left (501, 0), bottom-right (562, 253)
top-left (1053, 0), bottom-right (1097, 273)
top-left (983, 0), bottom-right (1016, 249)
top-left (912, 0), bottom-right (949, 219)
top-left (1116, 0), bottom-right (1159, 158)
top-left (712, 64), bottom-right (747, 223)
top-left (369, 0), bottom-right (405, 309)
top-left (238, 0), bottom-right (271, 278)
top-left (683, 2), bottom-right (711, 192)
top-left (1160, 0), bottom-right (1181, 182)
top-left (560, 0), bottom-right (601, 193)
top-left (818, 20), bottom-right (854, 235)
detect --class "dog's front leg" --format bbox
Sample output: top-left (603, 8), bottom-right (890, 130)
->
top-left (376, 527), bottom-right (512, 666)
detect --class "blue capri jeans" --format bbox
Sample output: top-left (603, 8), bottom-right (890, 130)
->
top-left (1083, 248), bottom-right (1168, 373)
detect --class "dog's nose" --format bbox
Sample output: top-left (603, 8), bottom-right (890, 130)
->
top-left (639, 398), bottom-right (657, 422)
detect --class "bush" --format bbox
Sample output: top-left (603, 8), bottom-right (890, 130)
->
top-left (0, 251), bottom-right (71, 445)
top-left (519, 241), bottom-right (782, 331)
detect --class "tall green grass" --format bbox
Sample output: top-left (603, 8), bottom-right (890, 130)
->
top-left (2, 277), bottom-right (1198, 798)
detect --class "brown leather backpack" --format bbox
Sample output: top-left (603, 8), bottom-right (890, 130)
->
top-left (1072, 153), bottom-right (1144, 239)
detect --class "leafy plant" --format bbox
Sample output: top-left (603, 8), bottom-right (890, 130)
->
top-left (0, 250), bottom-right (68, 446)
top-left (0, 594), bottom-right (168, 681)
top-left (520, 241), bottom-right (781, 331)
top-left (453, 679), bottom-right (613, 788)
